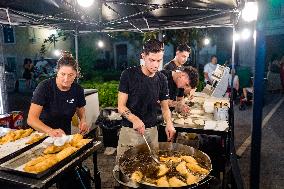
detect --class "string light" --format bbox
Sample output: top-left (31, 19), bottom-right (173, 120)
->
top-left (2, 0), bottom-right (237, 31)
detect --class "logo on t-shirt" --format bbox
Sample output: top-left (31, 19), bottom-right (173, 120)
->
top-left (66, 99), bottom-right (74, 104)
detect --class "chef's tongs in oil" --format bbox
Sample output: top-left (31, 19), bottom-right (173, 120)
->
top-left (142, 134), bottom-right (160, 164)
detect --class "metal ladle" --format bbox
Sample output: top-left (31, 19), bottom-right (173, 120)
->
top-left (142, 135), bottom-right (160, 164)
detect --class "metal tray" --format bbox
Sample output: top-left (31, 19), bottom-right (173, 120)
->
top-left (0, 137), bottom-right (94, 178)
top-left (0, 137), bottom-right (47, 164)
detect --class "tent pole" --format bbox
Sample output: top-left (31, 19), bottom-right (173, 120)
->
top-left (250, 1), bottom-right (265, 188)
top-left (75, 28), bottom-right (78, 64)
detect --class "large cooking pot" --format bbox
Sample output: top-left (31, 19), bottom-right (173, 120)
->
top-left (113, 142), bottom-right (213, 189)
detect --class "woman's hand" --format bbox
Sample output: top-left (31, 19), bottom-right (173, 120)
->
top-left (47, 128), bottom-right (65, 137)
top-left (132, 117), bottom-right (145, 135)
top-left (165, 124), bottom-right (176, 142)
top-left (79, 121), bottom-right (89, 135)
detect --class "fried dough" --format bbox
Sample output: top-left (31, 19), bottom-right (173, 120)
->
top-left (55, 146), bottom-right (78, 162)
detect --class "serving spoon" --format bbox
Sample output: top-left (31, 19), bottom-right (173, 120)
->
top-left (142, 134), bottom-right (160, 164)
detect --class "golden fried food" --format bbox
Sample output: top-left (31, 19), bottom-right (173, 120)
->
top-left (168, 177), bottom-right (187, 187)
top-left (156, 176), bottom-right (170, 187)
top-left (0, 129), bottom-right (33, 145)
top-left (176, 161), bottom-right (189, 176)
top-left (73, 139), bottom-right (91, 148)
top-left (186, 172), bottom-right (198, 185)
top-left (25, 155), bottom-right (52, 167)
top-left (43, 143), bottom-right (71, 154)
top-left (159, 156), bottom-right (181, 163)
top-left (186, 163), bottom-right (209, 174)
top-left (13, 129), bottom-right (26, 141)
top-left (131, 170), bottom-right (143, 183)
top-left (56, 146), bottom-right (78, 162)
top-left (181, 156), bottom-right (198, 164)
top-left (70, 133), bottom-right (83, 147)
top-left (21, 128), bottom-right (34, 138)
top-left (24, 154), bottom-right (58, 173)
top-left (0, 131), bottom-right (15, 144)
top-left (44, 145), bottom-right (64, 154)
top-left (157, 164), bottom-right (169, 177)
top-left (26, 134), bottom-right (47, 145)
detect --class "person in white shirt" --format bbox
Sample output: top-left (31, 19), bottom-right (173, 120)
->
top-left (35, 56), bottom-right (48, 74)
top-left (204, 55), bottom-right (218, 84)
top-left (228, 68), bottom-right (240, 101)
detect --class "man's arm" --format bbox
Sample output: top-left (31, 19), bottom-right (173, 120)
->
top-left (160, 100), bottom-right (175, 141)
top-left (118, 92), bottom-right (145, 134)
top-left (204, 72), bottom-right (210, 83)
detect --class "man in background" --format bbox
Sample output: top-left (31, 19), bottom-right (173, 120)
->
top-left (204, 55), bottom-right (218, 84)
top-left (164, 44), bottom-right (191, 71)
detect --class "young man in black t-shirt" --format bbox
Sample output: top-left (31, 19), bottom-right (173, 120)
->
top-left (160, 67), bottom-right (199, 113)
top-left (163, 44), bottom-right (191, 71)
top-left (117, 39), bottom-right (175, 159)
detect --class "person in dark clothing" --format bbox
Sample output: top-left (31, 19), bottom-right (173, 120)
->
top-left (27, 52), bottom-right (88, 136)
top-left (117, 39), bottom-right (175, 159)
top-left (23, 58), bottom-right (34, 89)
top-left (161, 67), bottom-right (199, 113)
top-left (163, 44), bottom-right (191, 71)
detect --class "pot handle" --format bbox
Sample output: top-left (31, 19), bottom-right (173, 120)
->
top-left (112, 165), bottom-right (140, 188)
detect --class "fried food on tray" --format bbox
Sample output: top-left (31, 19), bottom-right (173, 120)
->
top-left (25, 154), bottom-right (53, 167)
top-left (13, 129), bottom-right (26, 140)
top-left (131, 170), bottom-right (143, 183)
top-left (56, 146), bottom-right (78, 162)
top-left (24, 154), bottom-right (58, 173)
top-left (70, 133), bottom-right (83, 146)
top-left (181, 155), bottom-right (198, 164)
top-left (0, 128), bottom-right (34, 145)
top-left (186, 172), bottom-right (198, 185)
top-left (186, 163), bottom-right (209, 174)
top-left (159, 156), bottom-right (181, 163)
top-left (176, 161), bottom-right (189, 176)
top-left (43, 143), bottom-right (71, 154)
top-left (21, 128), bottom-right (34, 138)
top-left (157, 164), bottom-right (169, 177)
top-left (73, 139), bottom-right (91, 148)
top-left (156, 176), bottom-right (170, 187)
top-left (168, 176), bottom-right (187, 187)
top-left (26, 133), bottom-right (47, 144)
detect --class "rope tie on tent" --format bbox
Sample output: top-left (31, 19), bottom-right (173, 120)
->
top-left (6, 8), bottom-right (11, 25)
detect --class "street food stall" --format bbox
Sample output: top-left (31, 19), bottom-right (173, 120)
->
top-left (1, 0), bottom-right (268, 188)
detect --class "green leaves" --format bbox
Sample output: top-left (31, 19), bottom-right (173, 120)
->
top-left (81, 81), bottom-right (119, 108)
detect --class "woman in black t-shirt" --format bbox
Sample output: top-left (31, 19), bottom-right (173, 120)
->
top-left (27, 52), bottom-right (88, 136)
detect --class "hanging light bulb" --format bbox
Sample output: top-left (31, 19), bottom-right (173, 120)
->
top-left (97, 40), bottom-right (104, 48)
top-left (53, 49), bottom-right (61, 57)
top-left (77, 0), bottom-right (94, 8)
top-left (204, 37), bottom-right (210, 45)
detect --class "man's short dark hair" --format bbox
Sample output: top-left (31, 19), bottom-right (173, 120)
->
top-left (142, 39), bottom-right (164, 55)
top-left (176, 44), bottom-right (191, 53)
top-left (183, 66), bottom-right (199, 88)
top-left (211, 55), bottom-right (217, 60)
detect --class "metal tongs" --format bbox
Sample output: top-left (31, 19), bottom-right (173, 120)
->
top-left (142, 135), bottom-right (160, 164)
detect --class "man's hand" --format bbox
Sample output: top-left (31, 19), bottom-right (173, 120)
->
top-left (132, 117), bottom-right (145, 135)
top-left (165, 124), bottom-right (176, 142)
top-left (79, 121), bottom-right (89, 135)
top-left (176, 103), bottom-right (190, 113)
